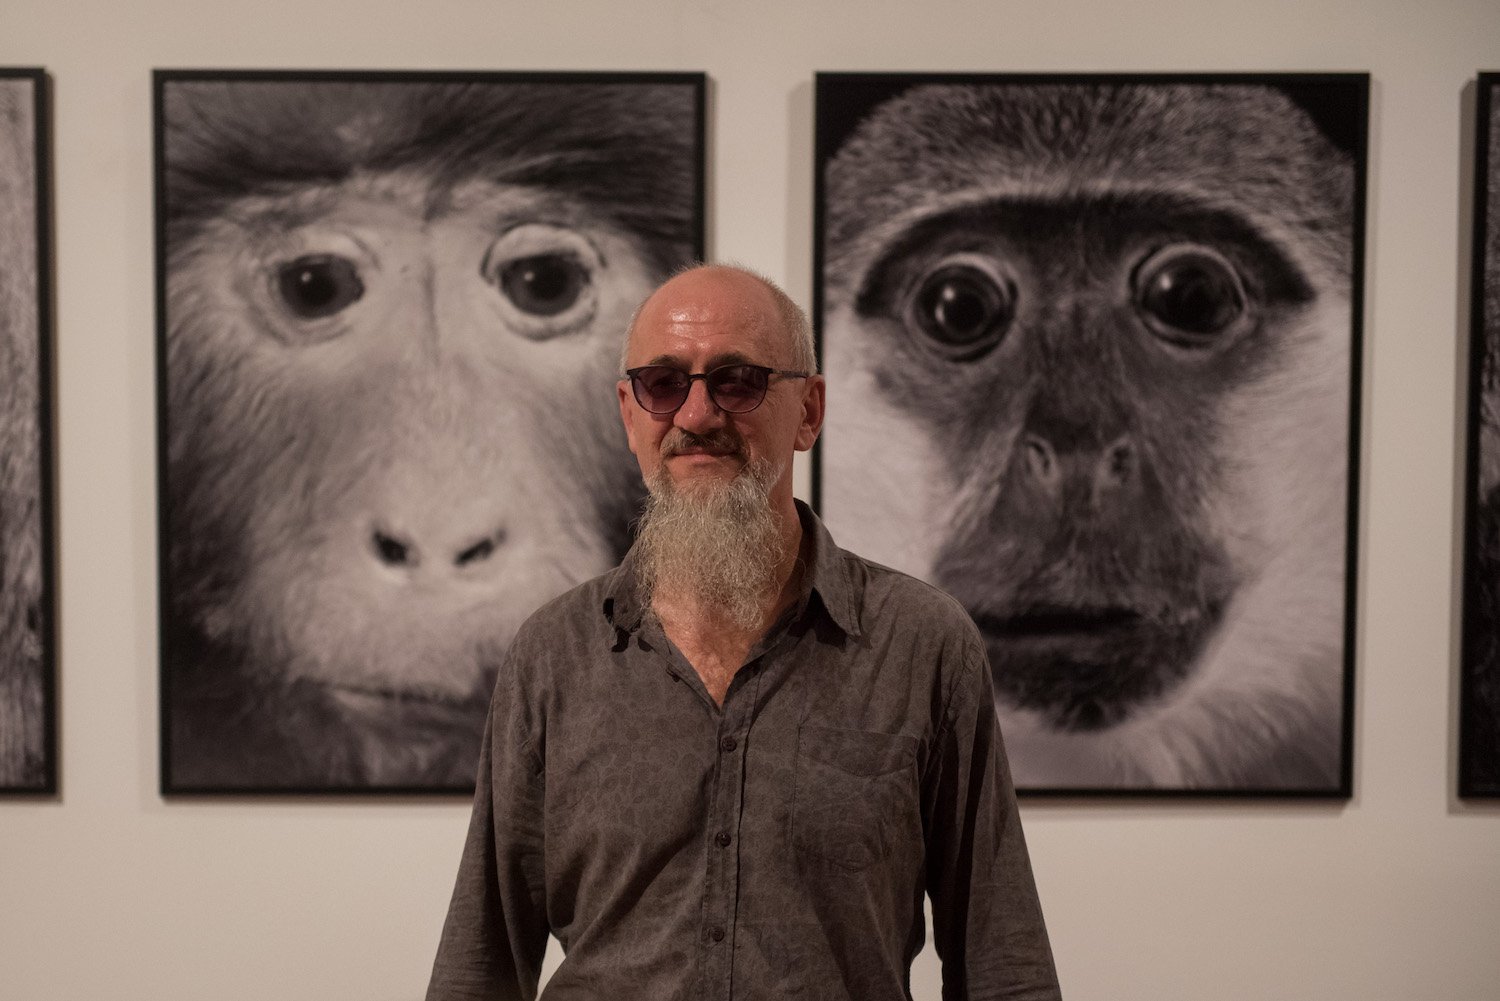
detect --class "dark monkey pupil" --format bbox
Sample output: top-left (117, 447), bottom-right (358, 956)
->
top-left (913, 265), bottom-right (1015, 351)
top-left (1143, 260), bottom-right (1243, 335)
top-left (295, 269), bottom-right (335, 306)
top-left (277, 255), bottom-right (364, 319)
top-left (500, 254), bottom-right (586, 317)
top-left (937, 282), bottom-right (988, 334)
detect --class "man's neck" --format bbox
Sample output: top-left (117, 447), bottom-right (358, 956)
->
top-left (651, 505), bottom-right (807, 704)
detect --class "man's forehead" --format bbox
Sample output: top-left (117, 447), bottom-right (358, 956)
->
top-left (642, 348), bottom-right (758, 369)
top-left (630, 293), bottom-right (778, 354)
top-left (646, 282), bottom-right (769, 329)
top-left (660, 299), bottom-right (743, 325)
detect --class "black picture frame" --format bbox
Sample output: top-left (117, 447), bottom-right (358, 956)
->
top-left (0, 67), bottom-right (56, 797)
top-left (813, 72), bottom-right (1366, 797)
top-left (156, 69), bottom-right (706, 795)
top-left (1460, 73), bottom-right (1500, 800)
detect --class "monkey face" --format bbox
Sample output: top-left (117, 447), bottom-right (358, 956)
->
top-left (843, 197), bottom-right (1328, 730)
top-left (167, 173), bottom-right (656, 709)
top-left (822, 85), bottom-right (1355, 788)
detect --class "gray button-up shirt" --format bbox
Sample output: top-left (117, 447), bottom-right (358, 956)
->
top-left (427, 503), bottom-right (1061, 1000)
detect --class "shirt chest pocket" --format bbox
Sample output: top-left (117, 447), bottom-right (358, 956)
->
top-left (791, 725), bottom-right (921, 872)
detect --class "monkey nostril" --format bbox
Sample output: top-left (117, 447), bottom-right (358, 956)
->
top-left (1099, 438), bottom-right (1135, 487)
top-left (455, 539), bottom-right (493, 567)
top-left (1024, 436), bottom-right (1058, 486)
top-left (372, 530), bottom-right (418, 568)
top-left (454, 530), bottom-right (507, 568)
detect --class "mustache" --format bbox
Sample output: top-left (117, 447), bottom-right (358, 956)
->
top-left (660, 427), bottom-right (747, 460)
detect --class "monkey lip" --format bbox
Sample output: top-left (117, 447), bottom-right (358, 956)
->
top-left (979, 605), bottom-right (1149, 640)
top-left (976, 599), bottom-right (1223, 731)
top-left (325, 680), bottom-right (485, 713)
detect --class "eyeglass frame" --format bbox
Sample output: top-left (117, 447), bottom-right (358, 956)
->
top-left (622, 362), bottom-right (812, 415)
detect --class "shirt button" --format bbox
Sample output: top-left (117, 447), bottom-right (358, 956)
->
top-left (715, 831), bottom-right (732, 848)
top-left (719, 736), bottom-right (737, 752)
top-left (710, 926), bottom-right (725, 943)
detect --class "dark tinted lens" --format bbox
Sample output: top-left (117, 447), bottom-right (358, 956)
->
top-left (706, 365), bottom-right (770, 412)
top-left (633, 366), bottom-right (691, 413)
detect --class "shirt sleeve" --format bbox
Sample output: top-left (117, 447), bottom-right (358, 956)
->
top-left (924, 636), bottom-right (1063, 1001)
top-left (426, 665), bottom-right (550, 1001)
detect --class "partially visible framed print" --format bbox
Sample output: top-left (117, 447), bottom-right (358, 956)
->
top-left (814, 73), bottom-right (1366, 796)
top-left (1461, 73), bottom-right (1500, 799)
top-left (156, 70), bottom-right (705, 794)
top-left (0, 68), bottom-right (55, 795)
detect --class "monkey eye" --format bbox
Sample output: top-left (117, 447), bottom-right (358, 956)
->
top-left (1133, 245), bottom-right (1250, 348)
top-left (481, 223), bottom-right (602, 339)
top-left (906, 259), bottom-right (1016, 360)
top-left (274, 254), bottom-right (365, 319)
top-left (496, 254), bottom-right (589, 317)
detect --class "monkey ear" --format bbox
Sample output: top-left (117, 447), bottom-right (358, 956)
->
top-left (794, 375), bottom-right (827, 453)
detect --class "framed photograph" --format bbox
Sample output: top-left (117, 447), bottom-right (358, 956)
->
top-left (156, 70), bottom-right (705, 794)
top-left (1461, 73), bottom-right (1500, 799)
top-left (0, 68), bottom-right (56, 796)
top-left (814, 73), bottom-right (1366, 796)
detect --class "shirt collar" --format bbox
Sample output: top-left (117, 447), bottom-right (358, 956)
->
top-left (793, 499), bottom-right (862, 638)
top-left (601, 499), bottom-right (862, 639)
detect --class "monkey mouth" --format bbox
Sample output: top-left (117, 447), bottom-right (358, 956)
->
top-left (324, 680), bottom-right (487, 713)
top-left (974, 599), bottom-right (1222, 731)
top-left (978, 604), bottom-right (1148, 640)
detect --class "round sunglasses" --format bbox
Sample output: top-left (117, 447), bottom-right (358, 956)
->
top-left (624, 363), bottom-right (810, 415)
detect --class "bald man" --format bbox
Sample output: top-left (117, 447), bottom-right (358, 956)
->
top-left (427, 265), bottom-right (1060, 1001)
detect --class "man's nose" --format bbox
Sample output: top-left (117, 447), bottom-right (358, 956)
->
top-left (672, 378), bottom-right (726, 431)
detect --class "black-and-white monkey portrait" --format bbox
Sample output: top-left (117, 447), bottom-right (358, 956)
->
top-left (1461, 77), bottom-right (1500, 799)
top-left (816, 76), bottom-right (1364, 792)
top-left (0, 70), bottom-right (52, 794)
top-left (158, 73), bottom-right (703, 792)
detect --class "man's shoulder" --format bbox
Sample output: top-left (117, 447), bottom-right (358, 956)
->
top-left (507, 564), bottom-right (625, 650)
top-left (833, 544), bottom-right (984, 646)
top-left (827, 544), bottom-right (992, 717)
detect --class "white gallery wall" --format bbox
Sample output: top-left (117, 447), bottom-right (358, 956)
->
top-left (2, 0), bottom-right (1498, 998)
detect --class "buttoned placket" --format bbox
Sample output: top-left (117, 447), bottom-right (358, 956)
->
top-left (624, 580), bottom-right (814, 1000)
top-left (643, 604), bottom-right (802, 1001)
top-left (697, 656), bottom-right (762, 1000)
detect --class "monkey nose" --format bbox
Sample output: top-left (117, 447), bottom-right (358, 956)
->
top-left (1019, 433), bottom-right (1136, 502)
top-left (369, 525), bottom-right (509, 575)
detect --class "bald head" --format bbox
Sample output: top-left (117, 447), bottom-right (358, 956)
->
top-left (623, 264), bottom-right (817, 375)
top-left (615, 260), bottom-right (827, 520)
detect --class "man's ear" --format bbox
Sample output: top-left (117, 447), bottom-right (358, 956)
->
top-left (618, 379), bottom-right (641, 457)
top-left (794, 374), bottom-right (826, 452)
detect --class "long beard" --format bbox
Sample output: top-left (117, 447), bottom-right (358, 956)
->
top-left (635, 440), bottom-right (783, 632)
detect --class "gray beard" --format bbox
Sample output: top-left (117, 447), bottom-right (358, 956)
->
top-left (634, 458), bottom-right (784, 632)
